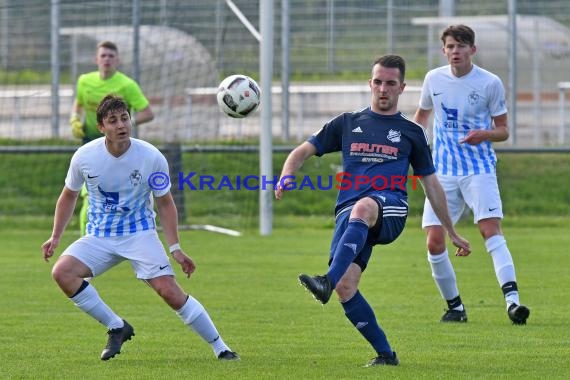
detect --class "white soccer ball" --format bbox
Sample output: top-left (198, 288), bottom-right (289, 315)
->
top-left (216, 74), bottom-right (261, 118)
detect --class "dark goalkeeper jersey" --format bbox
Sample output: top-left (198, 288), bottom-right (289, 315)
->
top-left (308, 107), bottom-right (436, 214)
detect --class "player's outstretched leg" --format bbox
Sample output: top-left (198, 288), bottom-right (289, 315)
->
top-left (298, 274), bottom-right (333, 304)
top-left (299, 219), bottom-right (369, 305)
top-left (101, 319), bottom-right (135, 360)
top-left (176, 295), bottom-right (239, 360)
top-left (64, 280), bottom-right (132, 360)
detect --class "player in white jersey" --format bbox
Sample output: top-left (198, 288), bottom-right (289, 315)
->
top-left (42, 95), bottom-right (239, 361)
top-left (414, 25), bottom-right (530, 325)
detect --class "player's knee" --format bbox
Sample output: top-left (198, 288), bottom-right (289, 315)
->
top-left (426, 226), bottom-right (446, 253)
top-left (351, 197), bottom-right (379, 226)
top-left (478, 218), bottom-right (502, 239)
top-left (427, 241), bottom-right (446, 254)
top-left (335, 278), bottom-right (357, 302)
top-left (152, 278), bottom-right (186, 308)
top-left (51, 264), bottom-right (64, 284)
top-left (51, 261), bottom-right (75, 288)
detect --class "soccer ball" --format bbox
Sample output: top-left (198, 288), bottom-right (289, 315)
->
top-left (216, 74), bottom-right (261, 118)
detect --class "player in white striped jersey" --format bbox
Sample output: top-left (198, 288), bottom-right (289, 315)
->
top-left (42, 95), bottom-right (239, 361)
top-left (414, 24), bottom-right (530, 325)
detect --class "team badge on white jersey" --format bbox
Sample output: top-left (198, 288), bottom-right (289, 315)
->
top-left (468, 91), bottom-right (480, 106)
top-left (129, 169), bottom-right (142, 186)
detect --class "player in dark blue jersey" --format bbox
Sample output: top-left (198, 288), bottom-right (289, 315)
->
top-left (275, 55), bottom-right (470, 367)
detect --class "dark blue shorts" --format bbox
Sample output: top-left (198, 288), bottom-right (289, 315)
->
top-left (329, 193), bottom-right (408, 271)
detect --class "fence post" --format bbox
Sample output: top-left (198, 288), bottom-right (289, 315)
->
top-left (51, 0), bottom-right (60, 138)
top-left (163, 142), bottom-right (186, 223)
top-left (559, 82), bottom-right (569, 145)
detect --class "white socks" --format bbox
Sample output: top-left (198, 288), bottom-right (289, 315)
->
top-left (427, 250), bottom-right (462, 309)
top-left (428, 235), bottom-right (521, 311)
top-left (485, 235), bottom-right (520, 307)
top-left (176, 295), bottom-right (231, 356)
top-left (71, 282), bottom-right (123, 329)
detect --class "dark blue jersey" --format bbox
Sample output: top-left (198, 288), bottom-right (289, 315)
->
top-left (308, 107), bottom-right (435, 213)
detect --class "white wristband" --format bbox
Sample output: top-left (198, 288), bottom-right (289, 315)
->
top-left (169, 243), bottom-right (181, 254)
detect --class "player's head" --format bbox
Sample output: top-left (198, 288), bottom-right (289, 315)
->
top-left (373, 54), bottom-right (406, 82)
top-left (96, 40), bottom-right (120, 78)
top-left (440, 25), bottom-right (475, 47)
top-left (97, 40), bottom-right (119, 54)
top-left (369, 55), bottom-right (406, 115)
top-left (96, 94), bottom-right (131, 136)
top-left (440, 25), bottom-right (477, 69)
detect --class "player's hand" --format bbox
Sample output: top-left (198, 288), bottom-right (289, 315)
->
top-left (459, 130), bottom-right (488, 145)
top-left (171, 250), bottom-right (196, 278)
top-left (70, 114), bottom-right (85, 139)
top-left (41, 236), bottom-right (60, 262)
top-left (448, 232), bottom-right (471, 257)
top-left (274, 176), bottom-right (293, 200)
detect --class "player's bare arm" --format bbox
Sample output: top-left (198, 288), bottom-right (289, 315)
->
top-left (460, 113), bottom-right (509, 145)
top-left (413, 108), bottom-right (432, 129)
top-left (42, 187), bottom-right (80, 261)
top-left (71, 99), bottom-right (83, 117)
top-left (419, 174), bottom-right (471, 256)
top-left (134, 105), bottom-right (154, 126)
top-left (155, 192), bottom-right (195, 277)
top-left (275, 141), bottom-right (317, 200)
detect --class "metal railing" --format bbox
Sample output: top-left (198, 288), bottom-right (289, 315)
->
top-left (558, 81), bottom-right (570, 145)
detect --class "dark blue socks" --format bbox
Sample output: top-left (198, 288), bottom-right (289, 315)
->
top-left (342, 290), bottom-right (392, 355)
top-left (326, 218), bottom-right (369, 287)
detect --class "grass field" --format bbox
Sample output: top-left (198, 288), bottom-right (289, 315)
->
top-left (1, 215), bottom-right (568, 379)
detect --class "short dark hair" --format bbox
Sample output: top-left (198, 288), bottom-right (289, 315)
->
top-left (96, 94), bottom-right (130, 125)
top-left (373, 55), bottom-right (406, 82)
top-left (97, 40), bottom-right (119, 53)
top-left (441, 25), bottom-right (475, 46)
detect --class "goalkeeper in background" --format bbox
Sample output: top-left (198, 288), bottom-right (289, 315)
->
top-left (70, 40), bottom-right (154, 235)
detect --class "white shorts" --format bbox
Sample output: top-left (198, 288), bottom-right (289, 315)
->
top-left (422, 173), bottom-right (503, 228)
top-left (62, 230), bottom-right (176, 280)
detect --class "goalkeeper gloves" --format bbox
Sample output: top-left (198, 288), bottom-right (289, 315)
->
top-left (70, 113), bottom-right (85, 139)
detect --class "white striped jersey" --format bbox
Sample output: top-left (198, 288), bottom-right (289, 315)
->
top-left (65, 137), bottom-right (171, 237)
top-left (418, 64), bottom-right (507, 176)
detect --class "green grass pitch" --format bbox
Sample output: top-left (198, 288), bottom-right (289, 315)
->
top-left (1, 216), bottom-right (569, 379)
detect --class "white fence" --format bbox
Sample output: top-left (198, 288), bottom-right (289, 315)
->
top-left (1, 83), bottom-right (569, 146)
top-left (559, 81), bottom-right (570, 145)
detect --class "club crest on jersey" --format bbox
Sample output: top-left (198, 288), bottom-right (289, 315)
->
top-left (468, 91), bottom-right (480, 106)
top-left (129, 169), bottom-right (142, 186)
top-left (387, 129), bottom-right (401, 143)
